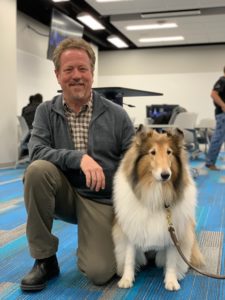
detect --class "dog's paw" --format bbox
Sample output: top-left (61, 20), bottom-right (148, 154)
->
top-left (164, 279), bottom-right (180, 291)
top-left (118, 277), bottom-right (134, 288)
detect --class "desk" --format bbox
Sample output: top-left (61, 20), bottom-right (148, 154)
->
top-left (147, 124), bottom-right (174, 128)
top-left (93, 87), bottom-right (163, 106)
top-left (145, 124), bottom-right (176, 133)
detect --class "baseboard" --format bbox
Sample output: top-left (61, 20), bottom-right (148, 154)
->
top-left (0, 161), bottom-right (16, 169)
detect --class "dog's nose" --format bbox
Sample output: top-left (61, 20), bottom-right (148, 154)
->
top-left (161, 172), bottom-right (170, 181)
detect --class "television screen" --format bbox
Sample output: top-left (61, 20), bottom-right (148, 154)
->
top-left (146, 104), bottom-right (178, 124)
top-left (47, 8), bottom-right (84, 60)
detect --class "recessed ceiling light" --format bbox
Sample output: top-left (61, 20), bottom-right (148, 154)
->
top-left (139, 36), bottom-right (184, 43)
top-left (126, 23), bottom-right (177, 31)
top-left (52, 0), bottom-right (70, 3)
top-left (96, 0), bottom-right (133, 2)
top-left (77, 13), bottom-right (105, 30)
top-left (141, 9), bottom-right (201, 19)
top-left (107, 35), bottom-right (129, 48)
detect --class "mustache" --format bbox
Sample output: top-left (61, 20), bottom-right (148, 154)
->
top-left (70, 79), bottom-right (84, 85)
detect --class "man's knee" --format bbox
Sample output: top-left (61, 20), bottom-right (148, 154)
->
top-left (24, 160), bottom-right (56, 184)
top-left (81, 260), bottom-right (116, 285)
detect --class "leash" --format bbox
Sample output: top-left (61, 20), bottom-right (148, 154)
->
top-left (166, 207), bottom-right (225, 279)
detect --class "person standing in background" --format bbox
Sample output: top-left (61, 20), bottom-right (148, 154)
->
top-left (205, 66), bottom-right (225, 170)
top-left (22, 93), bottom-right (43, 129)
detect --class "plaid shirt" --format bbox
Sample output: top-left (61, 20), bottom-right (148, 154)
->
top-left (64, 98), bottom-right (93, 152)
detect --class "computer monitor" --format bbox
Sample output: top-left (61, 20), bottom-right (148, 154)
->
top-left (47, 8), bottom-right (83, 60)
top-left (146, 104), bottom-right (178, 124)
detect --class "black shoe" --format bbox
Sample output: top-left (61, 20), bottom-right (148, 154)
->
top-left (205, 164), bottom-right (220, 171)
top-left (20, 255), bottom-right (60, 291)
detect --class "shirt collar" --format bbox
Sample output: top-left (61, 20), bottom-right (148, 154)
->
top-left (63, 92), bottom-right (93, 113)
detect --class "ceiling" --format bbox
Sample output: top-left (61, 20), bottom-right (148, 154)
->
top-left (17, 0), bottom-right (225, 51)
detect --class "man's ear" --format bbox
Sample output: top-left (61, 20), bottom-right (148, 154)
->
top-left (55, 69), bottom-right (60, 84)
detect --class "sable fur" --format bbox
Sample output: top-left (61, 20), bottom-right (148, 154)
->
top-left (112, 126), bottom-right (204, 291)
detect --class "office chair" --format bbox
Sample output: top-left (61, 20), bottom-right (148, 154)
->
top-left (17, 116), bottom-right (30, 165)
top-left (196, 118), bottom-right (215, 153)
top-left (172, 112), bottom-right (200, 159)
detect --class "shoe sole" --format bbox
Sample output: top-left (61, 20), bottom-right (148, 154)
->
top-left (20, 282), bottom-right (46, 291)
top-left (20, 270), bottom-right (60, 292)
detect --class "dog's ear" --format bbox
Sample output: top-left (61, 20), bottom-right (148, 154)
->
top-left (176, 129), bottom-right (185, 147)
top-left (165, 127), bottom-right (184, 148)
top-left (166, 127), bottom-right (184, 138)
top-left (136, 124), bottom-right (144, 133)
top-left (135, 124), bottom-right (151, 145)
top-left (174, 128), bottom-right (184, 139)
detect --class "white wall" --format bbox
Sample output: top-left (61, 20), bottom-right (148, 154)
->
top-left (0, 0), bottom-right (17, 166)
top-left (98, 46), bottom-right (225, 125)
top-left (17, 12), bottom-right (58, 113)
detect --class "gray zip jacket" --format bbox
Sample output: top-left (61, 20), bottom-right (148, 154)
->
top-left (28, 90), bottom-right (135, 204)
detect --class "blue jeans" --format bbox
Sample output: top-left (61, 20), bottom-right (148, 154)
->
top-left (206, 112), bottom-right (225, 166)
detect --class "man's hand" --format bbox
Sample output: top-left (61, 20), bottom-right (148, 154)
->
top-left (80, 154), bottom-right (105, 192)
top-left (211, 90), bottom-right (225, 112)
top-left (221, 103), bottom-right (225, 112)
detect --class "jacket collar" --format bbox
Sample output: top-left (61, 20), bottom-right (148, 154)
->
top-left (51, 90), bottom-right (108, 119)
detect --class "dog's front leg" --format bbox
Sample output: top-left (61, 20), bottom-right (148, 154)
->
top-left (118, 242), bottom-right (136, 288)
top-left (164, 246), bottom-right (180, 291)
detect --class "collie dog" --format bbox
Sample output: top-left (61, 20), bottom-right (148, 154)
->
top-left (112, 126), bottom-right (204, 291)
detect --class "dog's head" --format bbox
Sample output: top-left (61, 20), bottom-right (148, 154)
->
top-left (119, 125), bottom-right (189, 208)
top-left (133, 125), bottom-right (184, 183)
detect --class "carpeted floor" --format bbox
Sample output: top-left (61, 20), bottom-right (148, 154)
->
top-left (0, 154), bottom-right (225, 300)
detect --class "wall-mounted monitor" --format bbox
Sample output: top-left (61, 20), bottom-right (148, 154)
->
top-left (146, 104), bottom-right (179, 124)
top-left (47, 8), bottom-right (84, 60)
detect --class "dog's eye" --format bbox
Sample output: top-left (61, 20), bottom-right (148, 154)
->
top-left (167, 149), bottom-right (172, 155)
top-left (149, 149), bottom-right (156, 155)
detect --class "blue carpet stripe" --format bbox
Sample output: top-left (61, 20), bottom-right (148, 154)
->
top-left (0, 224), bottom-right (26, 247)
top-left (0, 181), bottom-right (24, 202)
top-left (0, 198), bottom-right (23, 214)
top-left (0, 169), bottom-right (25, 182)
top-left (0, 178), bottom-right (22, 186)
top-left (0, 205), bottom-right (26, 230)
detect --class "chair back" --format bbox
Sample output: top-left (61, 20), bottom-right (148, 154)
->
top-left (197, 118), bottom-right (215, 129)
top-left (17, 116), bottom-right (31, 161)
top-left (173, 112), bottom-right (199, 152)
top-left (173, 112), bottom-right (198, 129)
top-left (17, 116), bottom-right (30, 142)
top-left (168, 106), bottom-right (187, 124)
top-left (196, 118), bottom-right (215, 153)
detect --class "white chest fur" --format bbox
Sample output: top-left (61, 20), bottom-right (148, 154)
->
top-left (113, 171), bottom-right (196, 251)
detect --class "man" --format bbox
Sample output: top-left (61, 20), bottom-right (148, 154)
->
top-left (205, 66), bottom-right (225, 170)
top-left (20, 37), bottom-right (135, 291)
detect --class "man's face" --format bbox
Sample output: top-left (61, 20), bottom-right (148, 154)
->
top-left (55, 48), bottom-right (93, 103)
